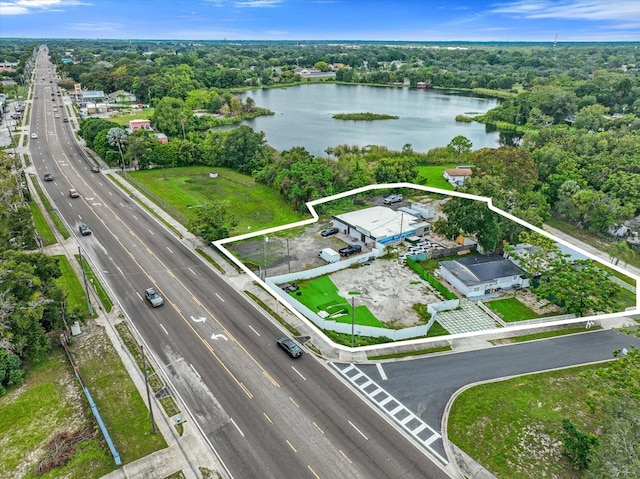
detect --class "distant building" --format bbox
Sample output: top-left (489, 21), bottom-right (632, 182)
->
top-left (129, 119), bottom-right (152, 131)
top-left (109, 90), bottom-right (137, 103)
top-left (81, 90), bottom-right (105, 101)
top-left (155, 133), bottom-right (168, 143)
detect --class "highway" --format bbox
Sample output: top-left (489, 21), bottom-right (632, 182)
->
top-left (28, 47), bottom-right (452, 478)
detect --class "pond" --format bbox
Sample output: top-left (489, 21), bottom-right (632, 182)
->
top-left (239, 84), bottom-right (503, 157)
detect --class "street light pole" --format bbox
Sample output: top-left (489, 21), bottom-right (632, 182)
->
top-left (263, 236), bottom-right (269, 279)
top-left (351, 295), bottom-right (355, 348)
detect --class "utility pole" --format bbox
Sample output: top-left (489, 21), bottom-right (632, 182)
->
top-left (141, 343), bottom-right (157, 434)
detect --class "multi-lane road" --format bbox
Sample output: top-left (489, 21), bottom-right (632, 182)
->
top-left (27, 46), bottom-right (639, 479)
top-left (29, 47), bottom-right (452, 478)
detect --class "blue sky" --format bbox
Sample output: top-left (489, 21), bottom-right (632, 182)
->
top-left (1, 0), bottom-right (639, 41)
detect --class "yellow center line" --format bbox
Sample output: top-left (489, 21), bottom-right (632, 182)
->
top-left (289, 397), bottom-right (299, 408)
top-left (313, 422), bottom-right (324, 434)
top-left (339, 450), bottom-right (352, 464)
top-left (263, 412), bottom-right (272, 424)
top-left (286, 440), bottom-right (297, 453)
top-left (307, 465), bottom-right (321, 479)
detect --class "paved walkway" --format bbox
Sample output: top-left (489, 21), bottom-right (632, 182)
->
top-left (436, 299), bottom-right (497, 334)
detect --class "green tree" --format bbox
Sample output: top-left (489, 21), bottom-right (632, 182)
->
top-left (188, 201), bottom-right (238, 242)
top-left (447, 135), bottom-right (472, 156)
top-left (560, 419), bottom-right (599, 471)
top-left (584, 398), bottom-right (640, 479)
top-left (0, 350), bottom-right (24, 396)
top-left (535, 259), bottom-right (619, 317)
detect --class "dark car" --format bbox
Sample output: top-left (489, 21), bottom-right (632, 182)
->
top-left (339, 244), bottom-right (362, 256)
top-left (277, 337), bottom-right (303, 358)
top-left (78, 223), bottom-right (92, 236)
top-left (91, 165), bottom-right (100, 173)
top-left (320, 227), bottom-right (339, 237)
top-left (43, 172), bottom-right (53, 181)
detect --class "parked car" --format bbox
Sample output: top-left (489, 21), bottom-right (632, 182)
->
top-left (383, 194), bottom-right (403, 204)
top-left (78, 223), bottom-right (92, 236)
top-left (69, 188), bottom-right (79, 198)
top-left (320, 227), bottom-right (339, 237)
top-left (276, 337), bottom-right (303, 358)
top-left (145, 287), bottom-right (164, 307)
top-left (339, 244), bottom-right (363, 256)
top-left (43, 172), bottom-right (53, 181)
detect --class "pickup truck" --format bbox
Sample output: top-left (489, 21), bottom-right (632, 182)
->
top-left (383, 194), bottom-right (403, 204)
top-left (339, 244), bottom-right (362, 256)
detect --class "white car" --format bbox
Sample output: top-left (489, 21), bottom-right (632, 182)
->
top-left (31, 133), bottom-right (38, 139)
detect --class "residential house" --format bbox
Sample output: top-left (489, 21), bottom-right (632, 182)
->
top-left (439, 253), bottom-right (528, 298)
top-left (443, 168), bottom-right (473, 187)
top-left (129, 119), bottom-right (152, 131)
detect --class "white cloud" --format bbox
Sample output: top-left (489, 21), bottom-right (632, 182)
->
top-left (70, 22), bottom-right (122, 32)
top-left (234, 0), bottom-right (283, 7)
top-left (0, 0), bottom-right (88, 15)
top-left (491, 0), bottom-right (640, 25)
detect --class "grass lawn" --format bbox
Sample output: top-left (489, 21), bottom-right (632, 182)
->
top-left (0, 349), bottom-right (116, 479)
top-left (29, 201), bottom-right (56, 246)
top-left (54, 255), bottom-right (91, 316)
top-left (129, 166), bottom-right (305, 232)
top-left (416, 164), bottom-right (458, 191)
top-left (294, 276), bottom-right (386, 328)
top-left (448, 363), bottom-right (605, 479)
top-left (108, 108), bottom-right (155, 125)
top-left (485, 297), bottom-right (542, 322)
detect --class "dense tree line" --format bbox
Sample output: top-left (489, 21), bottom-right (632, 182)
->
top-left (0, 152), bottom-right (73, 395)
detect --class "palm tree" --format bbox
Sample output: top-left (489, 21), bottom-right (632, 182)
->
top-left (106, 127), bottom-right (128, 169)
top-left (606, 240), bottom-right (635, 266)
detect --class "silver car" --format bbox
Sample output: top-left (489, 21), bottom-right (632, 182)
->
top-left (145, 287), bottom-right (164, 307)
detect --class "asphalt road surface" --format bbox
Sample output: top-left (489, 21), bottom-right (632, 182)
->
top-left (28, 48), bottom-right (452, 479)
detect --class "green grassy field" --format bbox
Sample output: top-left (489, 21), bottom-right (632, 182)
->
top-left (448, 363), bottom-right (605, 478)
top-left (108, 108), bottom-right (155, 125)
top-left (485, 297), bottom-right (542, 322)
top-left (294, 276), bottom-right (386, 328)
top-left (416, 164), bottom-right (458, 191)
top-left (129, 166), bottom-right (305, 232)
top-left (55, 255), bottom-right (91, 316)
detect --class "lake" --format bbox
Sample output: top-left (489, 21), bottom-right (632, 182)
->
top-left (239, 84), bottom-right (501, 157)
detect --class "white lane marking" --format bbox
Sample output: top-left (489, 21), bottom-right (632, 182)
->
top-left (148, 229), bottom-right (154, 235)
top-left (248, 325), bottom-right (260, 336)
top-left (190, 363), bottom-right (201, 378)
top-left (166, 246), bottom-right (173, 253)
top-left (116, 266), bottom-right (124, 275)
top-left (348, 421), bottom-right (368, 440)
top-left (136, 291), bottom-right (143, 301)
top-left (229, 418), bottom-right (245, 437)
top-left (215, 293), bottom-right (225, 302)
top-left (188, 267), bottom-right (196, 275)
top-left (211, 333), bottom-right (228, 341)
top-left (132, 215), bottom-right (138, 220)
top-left (191, 316), bottom-right (206, 323)
top-left (159, 323), bottom-right (168, 335)
top-left (291, 366), bottom-right (306, 381)
top-left (108, 191), bottom-right (112, 196)
top-left (376, 363), bottom-right (387, 380)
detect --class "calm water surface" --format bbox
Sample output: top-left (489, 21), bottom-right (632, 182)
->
top-left (239, 84), bottom-right (500, 157)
